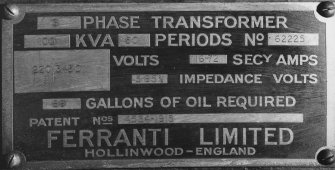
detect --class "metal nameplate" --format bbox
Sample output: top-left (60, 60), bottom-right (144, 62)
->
top-left (2, 2), bottom-right (335, 169)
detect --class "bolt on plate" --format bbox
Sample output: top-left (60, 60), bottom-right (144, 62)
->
top-left (317, 148), bottom-right (335, 165)
top-left (317, 1), bottom-right (335, 18)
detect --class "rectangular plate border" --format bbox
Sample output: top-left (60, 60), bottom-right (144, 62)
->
top-left (2, 2), bottom-right (335, 168)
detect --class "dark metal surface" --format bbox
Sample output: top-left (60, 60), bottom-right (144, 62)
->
top-left (1, 0), bottom-right (333, 169)
top-left (12, 9), bottom-right (327, 162)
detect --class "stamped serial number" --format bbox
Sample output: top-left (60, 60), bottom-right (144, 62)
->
top-left (274, 34), bottom-right (305, 43)
top-left (119, 114), bottom-right (174, 124)
top-left (268, 33), bottom-right (319, 46)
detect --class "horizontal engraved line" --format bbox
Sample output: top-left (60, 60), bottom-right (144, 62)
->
top-left (102, 122), bottom-right (114, 125)
top-left (118, 113), bottom-right (303, 124)
top-left (24, 3), bottom-right (316, 13)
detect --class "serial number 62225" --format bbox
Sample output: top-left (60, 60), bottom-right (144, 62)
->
top-left (274, 34), bottom-right (305, 43)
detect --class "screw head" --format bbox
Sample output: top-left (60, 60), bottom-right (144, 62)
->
top-left (2, 4), bottom-right (20, 20)
top-left (317, 148), bottom-right (335, 165)
top-left (317, 1), bottom-right (335, 18)
top-left (4, 150), bottom-right (26, 169)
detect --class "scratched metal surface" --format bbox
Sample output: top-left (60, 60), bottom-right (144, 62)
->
top-left (1, 0), bottom-right (335, 170)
